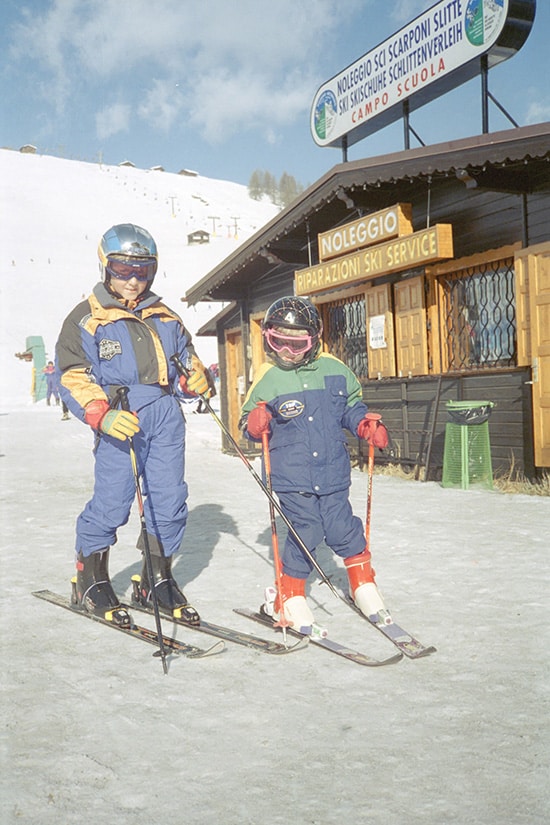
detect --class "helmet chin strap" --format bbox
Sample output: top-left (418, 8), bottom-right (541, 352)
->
top-left (105, 278), bottom-right (124, 300)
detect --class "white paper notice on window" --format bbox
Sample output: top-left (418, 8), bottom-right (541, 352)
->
top-left (369, 314), bottom-right (386, 349)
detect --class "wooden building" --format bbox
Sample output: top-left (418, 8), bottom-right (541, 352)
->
top-left (187, 230), bottom-right (210, 245)
top-left (185, 123), bottom-right (550, 480)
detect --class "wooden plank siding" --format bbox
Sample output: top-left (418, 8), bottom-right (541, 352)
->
top-left (409, 179), bottom-right (549, 257)
top-left (411, 184), bottom-right (527, 258)
top-left (247, 271), bottom-right (295, 316)
top-left (352, 369), bottom-right (533, 480)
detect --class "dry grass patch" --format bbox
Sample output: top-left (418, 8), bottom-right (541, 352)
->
top-left (366, 459), bottom-right (550, 496)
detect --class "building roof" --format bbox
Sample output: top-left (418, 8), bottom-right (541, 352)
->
top-left (185, 122), bottom-right (550, 306)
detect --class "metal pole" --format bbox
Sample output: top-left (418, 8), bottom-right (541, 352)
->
top-left (403, 100), bottom-right (410, 150)
top-left (117, 387), bottom-right (168, 674)
top-left (481, 55), bottom-right (489, 133)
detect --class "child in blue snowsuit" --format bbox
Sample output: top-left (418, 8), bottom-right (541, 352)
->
top-left (56, 223), bottom-right (211, 626)
top-left (43, 361), bottom-right (60, 405)
top-left (240, 296), bottom-right (389, 633)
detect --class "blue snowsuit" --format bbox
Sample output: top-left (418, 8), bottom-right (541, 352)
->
top-left (240, 353), bottom-right (369, 578)
top-left (43, 364), bottom-right (59, 404)
top-left (56, 282), bottom-right (198, 558)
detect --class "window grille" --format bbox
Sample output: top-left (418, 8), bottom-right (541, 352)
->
top-left (322, 295), bottom-right (368, 378)
top-left (440, 258), bottom-right (517, 371)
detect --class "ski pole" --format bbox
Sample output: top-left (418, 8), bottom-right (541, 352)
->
top-left (170, 354), bottom-right (343, 601)
top-left (258, 402), bottom-right (290, 641)
top-left (117, 387), bottom-right (168, 674)
top-left (365, 440), bottom-right (375, 551)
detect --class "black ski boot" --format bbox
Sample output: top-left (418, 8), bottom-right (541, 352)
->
top-left (72, 549), bottom-right (131, 627)
top-left (132, 554), bottom-right (200, 625)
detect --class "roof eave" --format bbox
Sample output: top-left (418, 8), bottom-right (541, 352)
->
top-left (184, 122), bottom-right (550, 306)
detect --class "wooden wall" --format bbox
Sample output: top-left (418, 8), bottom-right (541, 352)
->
top-left (354, 368), bottom-right (534, 480)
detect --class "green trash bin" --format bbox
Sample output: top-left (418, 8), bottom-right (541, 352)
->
top-left (442, 401), bottom-right (494, 490)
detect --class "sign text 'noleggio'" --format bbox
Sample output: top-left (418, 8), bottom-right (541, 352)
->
top-left (318, 203), bottom-right (413, 261)
top-left (295, 224), bottom-right (453, 296)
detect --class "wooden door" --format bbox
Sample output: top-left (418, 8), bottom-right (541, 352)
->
top-left (249, 315), bottom-right (265, 380)
top-left (366, 284), bottom-right (396, 378)
top-left (224, 328), bottom-right (246, 444)
top-left (394, 276), bottom-right (429, 376)
top-left (515, 243), bottom-right (550, 467)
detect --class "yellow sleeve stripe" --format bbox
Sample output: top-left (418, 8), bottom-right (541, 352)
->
top-left (60, 368), bottom-right (108, 409)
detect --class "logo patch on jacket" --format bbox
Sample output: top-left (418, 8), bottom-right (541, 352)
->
top-left (99, 339), bottom-right (122, 360)
top-left (278, 399), bottom-right (304, 419)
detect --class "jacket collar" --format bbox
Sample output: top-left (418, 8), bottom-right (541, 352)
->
top-left (93, 282), bottom-right (162, 312)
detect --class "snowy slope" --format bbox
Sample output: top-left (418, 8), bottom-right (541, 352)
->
top-left (0, 149), bottom-right (279, 409)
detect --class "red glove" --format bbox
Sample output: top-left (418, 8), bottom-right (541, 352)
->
top-left (84, 399), bottom-right (140, 441)
top-left (246, 406), bottom-right (272, 438)
top-left (357, 412), bottom-right (388, 449)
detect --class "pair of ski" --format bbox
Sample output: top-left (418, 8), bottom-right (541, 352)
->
top-left (235, 606), bottom-right (436, 664)
top-left (32, 589), bottom-right (303, 661)
top-left (33, 585), bottom-right (434, 666)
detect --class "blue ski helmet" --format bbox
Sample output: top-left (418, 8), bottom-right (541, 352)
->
top-left (98, 223), bottom-right (158, 284)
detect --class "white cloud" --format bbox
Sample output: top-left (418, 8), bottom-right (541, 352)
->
top-left (8, 0), bottom-right (79, 114)
top-left (137, 80), bottom-right (184, 131)
top-left (7, 0), bottom-right (364, 145)
top-left (391, 1), bottom-right (433, 25)
top-left (96, 103), bottom-right (131, 140)
top-left (525, 100), bottom-right (550, 124)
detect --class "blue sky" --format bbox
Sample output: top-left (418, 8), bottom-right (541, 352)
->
top-left (2, 0), bottom-right (548, 187)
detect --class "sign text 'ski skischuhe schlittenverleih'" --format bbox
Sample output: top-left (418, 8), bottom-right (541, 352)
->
top-left (311, 0), bottom-right (536, 149)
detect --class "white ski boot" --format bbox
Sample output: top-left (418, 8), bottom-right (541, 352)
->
top-left (262, 580), bottom-right (328, 638)
top-left (344, 551), bottom-right (392, 625)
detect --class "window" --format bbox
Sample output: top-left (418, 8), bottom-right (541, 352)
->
top-left (439, 258), bottom-right (517, 371)
top-left (322, 294), bottom-right (368, 379)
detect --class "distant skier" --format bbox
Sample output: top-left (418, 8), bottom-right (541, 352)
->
top-left (240, 296), bottom-right (389, 632)
top-left (56, 223), bottom-right (212, 626)
top-left (42, 361), bottom-right (60, 406)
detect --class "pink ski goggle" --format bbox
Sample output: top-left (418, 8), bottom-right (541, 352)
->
top-left (106, 256), bottom-right (157, 282)
top-left (265, 328), bottom-right (313, 355)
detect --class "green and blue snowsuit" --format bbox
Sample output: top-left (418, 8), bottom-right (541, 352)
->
top-left (241, 353), bottom-right (368, 578)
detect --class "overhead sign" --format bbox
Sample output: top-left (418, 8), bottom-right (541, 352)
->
top-left (318, 203), bottom-right (413, 261)
top-left (311, 0), bottom-right (536, 149)
top-left (295, 224), bottom-right (453, 295)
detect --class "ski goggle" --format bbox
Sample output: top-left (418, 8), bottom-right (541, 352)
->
top-left (265, 328), bottom-right (314, 355)
top-left (106, 256), bottom-right (157, 282)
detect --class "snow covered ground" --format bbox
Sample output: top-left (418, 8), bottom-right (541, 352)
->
top-left (1, 403), bottom-right (548, 825)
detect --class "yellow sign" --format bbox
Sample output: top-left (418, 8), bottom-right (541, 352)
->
top-left (295, 224), bottom-right (453, 295)
top-left (318, 203), bottom-right (413, 261)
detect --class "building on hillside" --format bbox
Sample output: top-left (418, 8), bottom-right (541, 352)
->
top-left (19, 144), bottom-right (37, 154)
top-left (178, 168), bottom-right (199, 177)
top-left (187, 230), bottom-right (210, 245)
top-left (184, 123), bottom-right (550, 481)
top-left (118, 160), bottom-right (136, 168)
